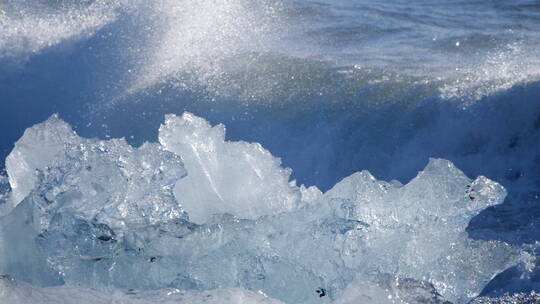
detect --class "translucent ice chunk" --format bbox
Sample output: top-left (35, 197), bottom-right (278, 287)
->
top-left (4, 115), bottom-right (186, 233)
top-left (5, 114), bottom-right (78, 207)
top-left (30, 160), bottom-right (519, 303)
top-left (323, 158), bottom-right (521, 302)
top-left (0, 274), bottom-right (285, 304)
top-left (0, 197), bottom-right (63, 286)
top-left (0, 115), bottom-right (524, 304)
top-left (159, 112), bottom-right (302, 224)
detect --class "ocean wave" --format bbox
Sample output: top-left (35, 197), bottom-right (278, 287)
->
top-left (3, 0), bottom-right (540, 103)
top-left (439, 42), bottom-right (540, 103)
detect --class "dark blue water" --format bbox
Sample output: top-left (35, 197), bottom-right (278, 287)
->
top-left (1, 0), bottom-right (540, 297)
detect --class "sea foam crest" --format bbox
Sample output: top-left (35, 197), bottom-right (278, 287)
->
top-left (0, 0), bottom-right (119, 58)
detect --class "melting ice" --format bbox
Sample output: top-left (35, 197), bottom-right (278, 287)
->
top-left (0, 113), bottom-right (531, 303)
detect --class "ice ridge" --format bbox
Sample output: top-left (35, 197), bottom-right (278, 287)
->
top-left (0, 113), bottom-right (529, 303)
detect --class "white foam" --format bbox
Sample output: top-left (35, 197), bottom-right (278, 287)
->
top-left (0, 1), bottom-right (118, 58)
top-left (126, 0), bottom-right (285, 94)
top-left (439, 42), bottom-right (540, 103)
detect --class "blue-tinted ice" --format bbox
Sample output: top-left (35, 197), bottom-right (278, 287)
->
top-left (0, 114), bottom-right (531, 303)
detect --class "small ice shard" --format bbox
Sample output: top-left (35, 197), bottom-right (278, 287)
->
top-left (299, 184), bottom-right (323, 203)
top-left (159, 112), bottom-right (303, 224)
top-left (0, 171), bottom-right (11, 215)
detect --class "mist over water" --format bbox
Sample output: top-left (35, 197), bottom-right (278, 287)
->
top-left (1, 0), bottom-right (540, 301)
